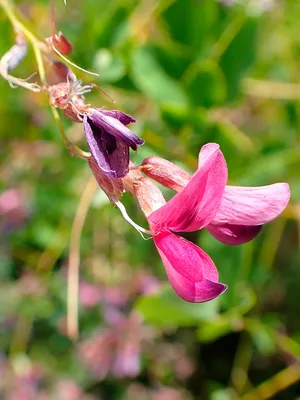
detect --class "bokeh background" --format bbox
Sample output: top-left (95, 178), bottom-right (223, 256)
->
top-left (1, 0), bottom-right (300, 399)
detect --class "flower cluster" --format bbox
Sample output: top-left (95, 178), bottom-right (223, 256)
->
top-left (0, 0), bottom-right (290, 305)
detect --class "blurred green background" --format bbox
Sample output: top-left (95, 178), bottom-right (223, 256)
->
top-left (1, 0), bottom-right (300, 399)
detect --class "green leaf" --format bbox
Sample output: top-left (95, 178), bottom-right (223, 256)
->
top-left (246, 319), bottom-right (275, 355)
top-left (162, 0), bottom-right (218, 51)
top-left (184, 60), bottom-right (227, 108)
top-left (197, 317), bottom-right (235, 343)
top-left (130, 46), bottom-right (188, 107)
top-left (135, 286), bottom-right (219, 328)
top-left (220, 17), bottom-right (258, 101)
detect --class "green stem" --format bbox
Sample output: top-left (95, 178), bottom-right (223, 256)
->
top-left (51, 107), bottom-right (91, 160)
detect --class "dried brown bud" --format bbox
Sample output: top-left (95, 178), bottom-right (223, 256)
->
top-left (140, 156), bottom-right (190, 192)
top-left (89, 157), bottom-right (124, 204)
top-left (133, 177), bottom-right (165, 217)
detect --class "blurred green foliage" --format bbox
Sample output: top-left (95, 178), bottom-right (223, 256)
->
top-left (0, 0), bottom-right (300, 399)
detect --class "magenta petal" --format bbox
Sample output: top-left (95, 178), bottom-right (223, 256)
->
top-left (212, 183), bottom-right (290, 226)
top-left (206, 223), bottom-right (262, 245)
top-left (153, 231), bottom-right (227, 302)
top-left (149, 143), bottom-right (228, 233)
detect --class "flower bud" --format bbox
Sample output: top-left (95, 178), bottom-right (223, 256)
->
top-left (45, 32), bottom-right (72, 55)
top-left (140, 156), bottom-right (190, 192)
top-left (89, 157), bottom-right (124, 204)
top-left (133, 177), bottom-right (165, 217)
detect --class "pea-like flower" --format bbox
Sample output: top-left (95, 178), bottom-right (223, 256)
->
top-left (141, 143), bottom-right (291, 245)
top-left (134, 143), bottom-right (290, 302)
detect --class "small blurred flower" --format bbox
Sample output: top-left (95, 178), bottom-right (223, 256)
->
top-left (152, 387), bottom-right (192, 400)
top-left (125, 384), bottom-right (192, 400)
top-left (52, 380), bottom-right (84, 400)
top-left (127, 270), bottom-right (161, 297)
top-left (18, 272), bottom-right (46, 297)
top-left (79, 312), bottom-right (145, 379)
top-left (79, 282), bottom-right (102, 308)
top-left (0, 188), bottom-right (28, 231)
top-left (79, 329), bottom-right (114, 379)
top-left (147, 343), bottom-right (195, 381)
top-left (4, 360), bottom-right (43, 400)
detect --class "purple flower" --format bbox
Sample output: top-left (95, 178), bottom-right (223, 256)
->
top-left (83, 109), bottom-right (144, 178)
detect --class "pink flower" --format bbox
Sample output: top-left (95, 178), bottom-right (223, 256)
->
top-left (136, 143), bottom-right (290, 303)
top-left (142, 143), bottom-right (291, 245)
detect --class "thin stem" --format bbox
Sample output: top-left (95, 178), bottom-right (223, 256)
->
top-left (211, 12), bottom-right (246, 61)
top-left (0, 0), bottom-right (41, 45)
top-left (241, 363), bottom-right (300, 400)
top-left (243, 78), bottom-right (300, 100)
top-left (67, 177), bottom-right (98, 340)
top-left (115, 201), bottom-right (152, 239)
top-left (51, 107), bottom-right (91, 160)
top-left (52, 44), bottom-right (99, 77)
top-left (50, 0), bottom-right (56, 38)
top-left (230, 332), bottom-right (253, 394)
top-left (0, 0), bottom-right (47, 83)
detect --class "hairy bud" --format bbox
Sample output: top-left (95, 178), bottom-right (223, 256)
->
top-left (45, 32), bottom-right (73, 55)
top-left (133, 177), bottom-right (165, 217)
top-left (140, 156), bottom-right (190, 192)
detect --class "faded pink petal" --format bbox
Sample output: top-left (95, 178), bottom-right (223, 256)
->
top-left (206, 223), bottom-right (262, 245)
top-left (153, 231), bottom-right (227, 302)
top-left (112, 343), bottom-right (140, 378)
top-left (211, 184), bottom-right (290, 226)
top-left (149, 143), bottom-right (228, 233)
top-left (79, 282), bottom-right (102, 308)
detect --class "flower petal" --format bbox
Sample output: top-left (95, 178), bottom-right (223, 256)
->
top-left (84, 115), bottom-right (129, 178)
top-left (153, 231), bottom-right (227, 302)
top-left (98, 109), bottom-right (136, 125)
top-left (149, 143), bottom-right (228, 233)
top-left (206, 223), bottom-right (262, 245)
top-left (89, 110), bottom-right (144, 150)
top-left (212, 184), bottom-right (290, 226)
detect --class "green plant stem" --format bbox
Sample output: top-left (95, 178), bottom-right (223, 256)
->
top-left (241, 363), bottom-right (300, 400)
top-left (51, 107), bottom-right (91, 160)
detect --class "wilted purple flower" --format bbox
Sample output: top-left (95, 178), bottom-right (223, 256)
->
top-left (84, 108), bottom-right (144, 178)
